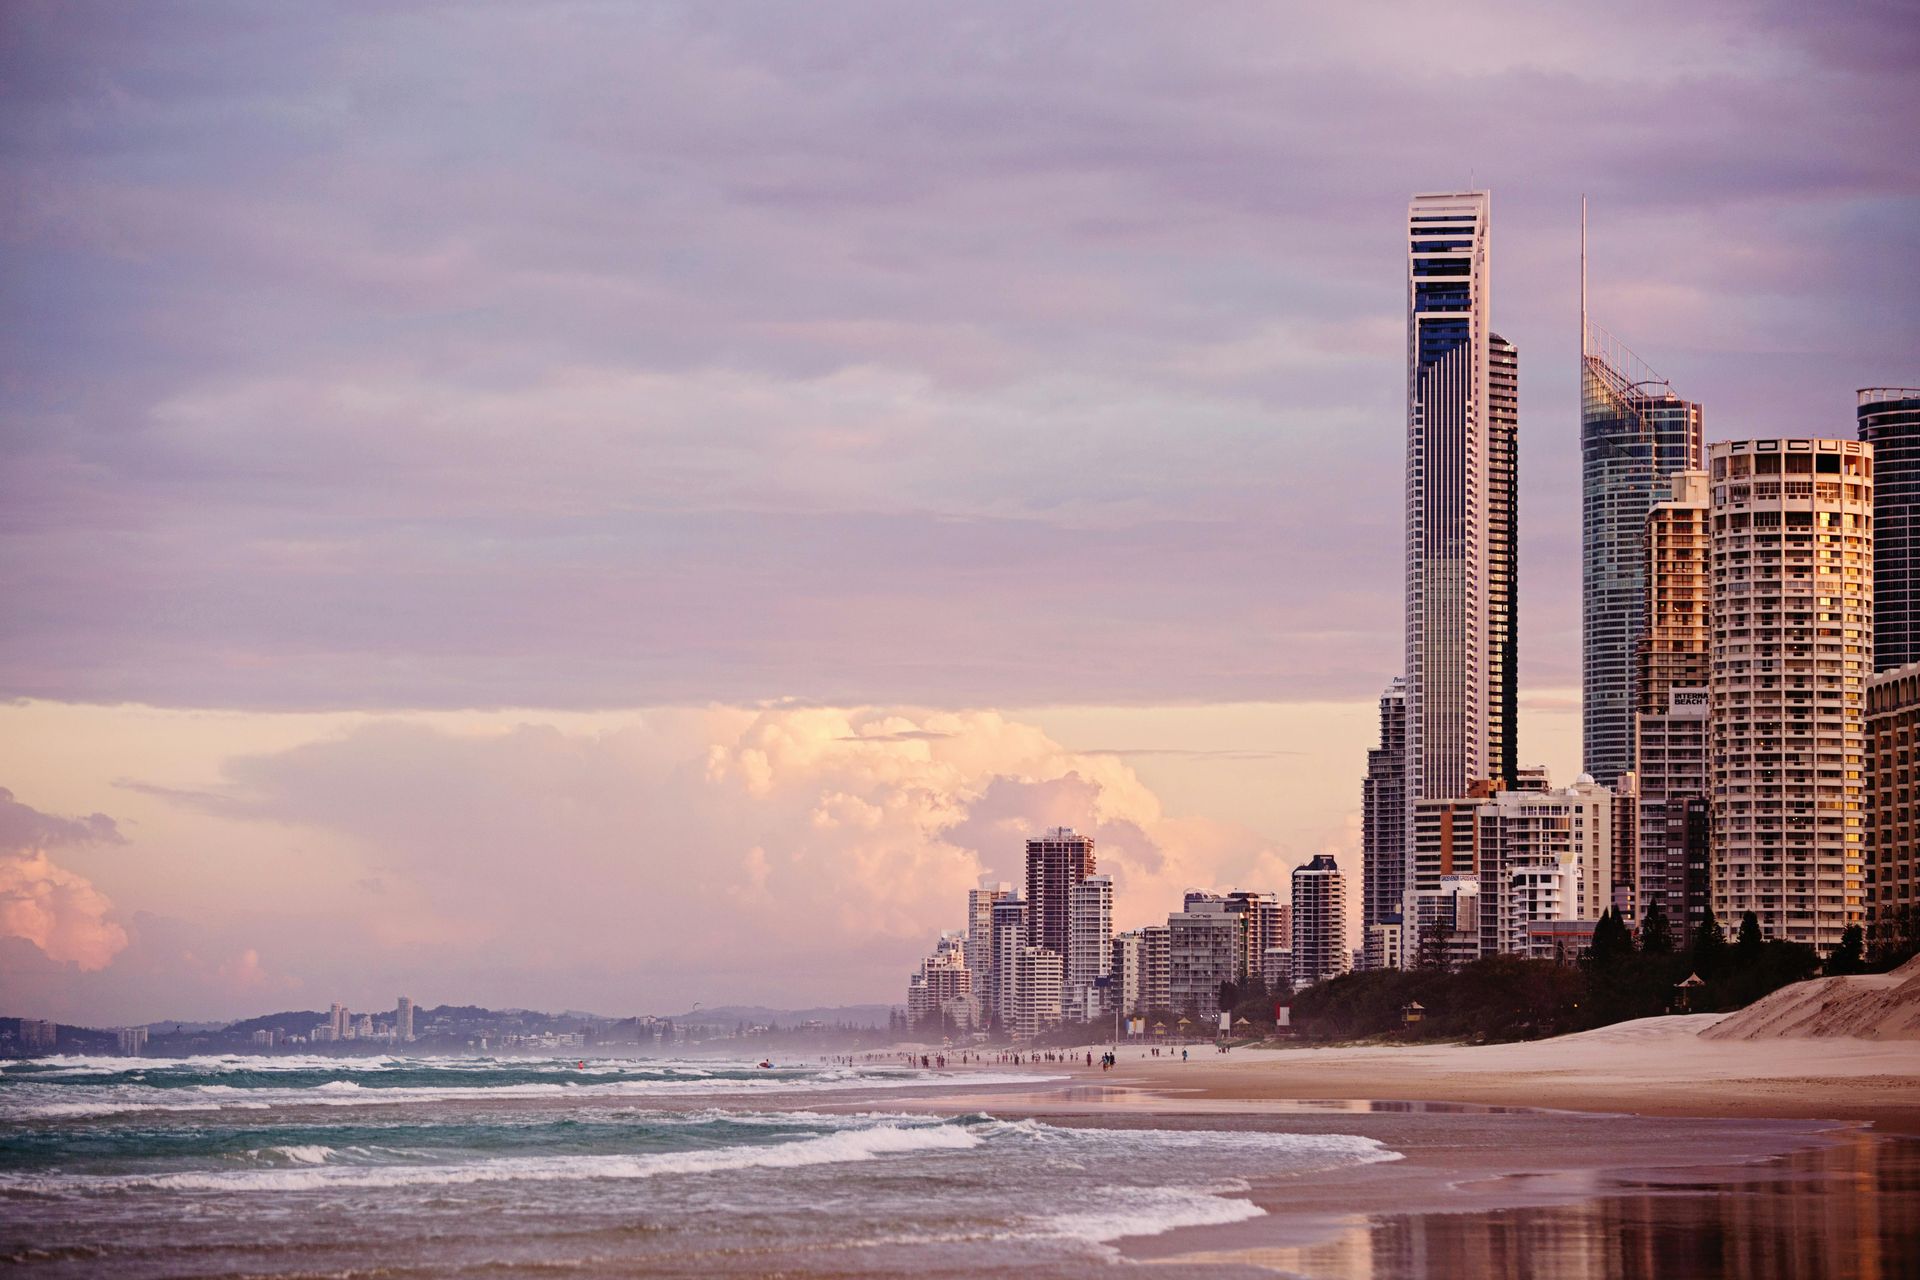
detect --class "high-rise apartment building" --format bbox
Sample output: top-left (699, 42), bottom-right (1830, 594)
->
top-left (1010, 946), bottom-right (1063, 1040)
top-left (1223, 890), bottom-right (1288, 983)
top-left (395, 996), bottom-right (415, 1042)
top-left (1579, 282), bottom-right (1704, 786)
top-left (1709, 438), bottom-right (1872, 951)
top-left (1167, 896), bottom-right (1240, 1018)
top-left (1067, 874), bottom-right (1113, 1018)
top-left (1635, 471), bottom-right (1713, 939)
top-left (965, 882), bottom-right (1013, 980)
top-left (905, 933), bottom-right (974, 1030)
top-left (1404, 192), bottom-right (1508, 813)
top-left (1290, 854), bottom-right (1350, 989)
top-left (1140, 923), bottom-right (1170, 1015)
top-left (1111, 930), bottom-right (1143, 1017)
top-left (1362, 676), bottom-right (1408, 932)
top-left (1859, 389), bottom-right (1920, 671)
top-left (988, 897), bottom-right (1027, 1031)
top-left (1867, 662), bottom-right (1920, 944)
top-left (116, 1026), bottom-right (147, 1056)
top-left (1024, 827), bottom-right (1094, 959)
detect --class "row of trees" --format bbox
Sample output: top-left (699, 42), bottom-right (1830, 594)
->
top-left (1289, 909), bottom-right (1847, 1044)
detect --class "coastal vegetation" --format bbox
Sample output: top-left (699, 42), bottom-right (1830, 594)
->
top-left (1281, 910), bottom-right (1866, 1044)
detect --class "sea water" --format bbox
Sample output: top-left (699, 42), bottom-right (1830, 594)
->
top-left (0, 1054), bottom-right (1398, 1275)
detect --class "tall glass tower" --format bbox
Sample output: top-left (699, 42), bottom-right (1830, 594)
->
top-left (1404, 192), bottom-right (1509, 807)
top-left (1579, 208), bottom-right (1703, 787)
top-left (1858, 388), bottom-right (1920, 671)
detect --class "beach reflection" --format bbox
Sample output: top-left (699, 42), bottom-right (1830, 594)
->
top-left (1266, 1130), bottom-right (1919, 1280)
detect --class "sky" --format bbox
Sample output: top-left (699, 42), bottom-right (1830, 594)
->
top-left (3, 1), bottom-right (1916, 1023)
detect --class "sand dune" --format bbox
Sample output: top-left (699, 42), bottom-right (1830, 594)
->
top-left (1702, 955), bottom-right (1920, 1041)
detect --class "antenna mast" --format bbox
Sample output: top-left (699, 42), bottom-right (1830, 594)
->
top-left (1580, 194), bottom-right (1588, 359)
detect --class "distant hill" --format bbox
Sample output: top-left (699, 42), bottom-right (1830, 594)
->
top-left (664, 1004), bottom-right (893, 1029)
top-left (225, 1010), bottom-right (327, 1036)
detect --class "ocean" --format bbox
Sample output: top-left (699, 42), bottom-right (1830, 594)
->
top-left (0, 1053), bottom-right (1399, 1276)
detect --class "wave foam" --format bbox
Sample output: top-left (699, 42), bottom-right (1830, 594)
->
top-left (1042, 1184), bottom-right (1265, 1243)
top-left (27, 1123), bottom-right (982, 1195)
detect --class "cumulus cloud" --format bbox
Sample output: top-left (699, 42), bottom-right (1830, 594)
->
top-left (0, 851), bottom-right (127, 972)
top-left (108, 704), bottom-right (1302, 1011)
top-left (0, 787), bottom-right (130, 972)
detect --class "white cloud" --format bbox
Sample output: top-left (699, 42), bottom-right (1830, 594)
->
top-left (0, 849), bottom-right (128, 972)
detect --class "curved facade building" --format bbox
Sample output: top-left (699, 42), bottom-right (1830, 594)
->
top-left (1709, 438), bottom-right (1871, 953)
top-left (1581, 328), bottom-right (1703, 788)
top-left (1858, 388), bottom-right (1920, 671)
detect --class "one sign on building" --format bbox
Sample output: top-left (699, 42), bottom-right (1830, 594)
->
top-left (1670, 687), bottom-right (1709, 719)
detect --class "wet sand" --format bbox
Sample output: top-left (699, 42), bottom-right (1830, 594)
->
top-left (860, 1027), bottom-right (1920, 1276)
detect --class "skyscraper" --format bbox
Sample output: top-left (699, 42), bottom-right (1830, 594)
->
top-left (1067, 874), bottom-right (1113, 1018)
top-left (1404, 191), bottom-right (1504, 809)
top-left (1010, 946), bottom-right (1063, 1040)
top-left (396, 995), bottom-right (415, 1042)
top-left (1362, 676), bottom-right (1407, 932)
top-left (1635, 470), bottom-right (1712, 939)
top-left (1858, 388), bottom-right (1920, 671)
top-left (1580, 215), bottom-right (1705, 787)
top-left (1487, 332), bottom-right (1520, 790)
top-left (965, 881), bottom-right (1013, 979)
top-left (988, 897), bottom-right (1027, 1031)
top-left (1290, 854), bottom-right (1350, 989)
top-left (1710, 438), bottom-right (1872, 952)
top-left (1024, 827), bottom-right (1094, 959)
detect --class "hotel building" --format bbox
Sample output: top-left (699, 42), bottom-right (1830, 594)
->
top-left (1709, 438), bottom-right (1872, 952)
top-left (1402, 192), bottom-right (1516, 857)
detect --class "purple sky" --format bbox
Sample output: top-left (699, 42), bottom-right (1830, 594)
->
top-left (1, 3), bottom-right (1915, 1020)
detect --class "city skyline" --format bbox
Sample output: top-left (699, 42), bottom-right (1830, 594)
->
top-left (4, 4), bottom-right (1916, 1024)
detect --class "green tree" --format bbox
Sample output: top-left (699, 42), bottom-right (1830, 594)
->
top-left (1588, 907), bottom-right (1635, 968)
top-left (1639, 903), bottom-right (1675, 955)
top-left (1824, 924), bottom-right (1866, 977)
top-left (1689, 916), bottom-right (1726, 978)
top-left (1735, 911), bottom-right (1765, 968)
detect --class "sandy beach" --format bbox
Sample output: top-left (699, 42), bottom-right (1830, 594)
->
top-left (1100, 1014), bottom-right (1920, 1131)
top-left (871, 1015), bottom-right (1920, 1275)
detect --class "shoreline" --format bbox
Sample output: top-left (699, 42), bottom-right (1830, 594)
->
top-left (910, 1014), bottom-right (1920, 1132)
top-left (854, 1026), bottom-right (1920, 1271)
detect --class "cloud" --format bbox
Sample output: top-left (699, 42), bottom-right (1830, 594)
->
top-left (0, 849), bottom-right (127, 972)
top-left (0, 786), bottom-right (125, 852)
top-left (0, 786), bottom-right (130, 973)
top-left (101, 704), bottom-right (1300, 1011)
top-left (0, 2), bottom-right (1911, 712)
